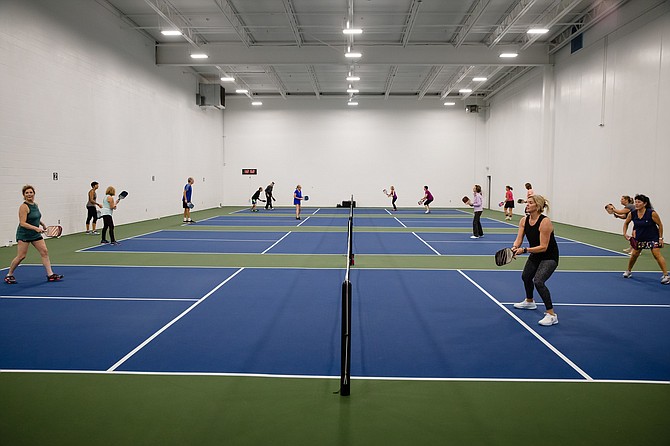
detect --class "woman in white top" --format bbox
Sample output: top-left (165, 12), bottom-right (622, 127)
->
top-left (100, 186), bottom-right (121, 245)
top-left (468, 184), bottom-right (484, 238)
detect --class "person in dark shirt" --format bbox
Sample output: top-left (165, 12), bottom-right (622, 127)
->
top-left (265, 182), bottom-right (275, 210)
top-left (622, 194), bottom-right (668, 284)
top-left (510, 195), bottom-right (560, 326)
top-left (251, 187), bottom-right (265, 212)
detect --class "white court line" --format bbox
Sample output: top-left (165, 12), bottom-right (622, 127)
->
top-left (106, 267), bottom-right (245, 372)
top-left (76, 229), bottom-right (165, 252)
top-left (297, 216), bottom-right (310, 227)
top-left (412, 232), bottom-right (441, 255)
top-left (132, 237), bottom-right (279, 243)
top-left (457, 269), bottom-right (593, 381)
top-left (2, 369), bottom-right (666, 384)
top-left (0, 295), bottom-right (198, 302)
top-left (261, 232), bottom-right (292, 254)
top-left (394, 217), bottom-right (407, 228)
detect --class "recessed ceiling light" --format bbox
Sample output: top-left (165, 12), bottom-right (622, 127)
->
top-left (235, 89), bottom-right (248, 94)
top-left (343, 28), bottom-right (363, 35)
top-left (459, 88), bottom-right (472, 93)
top-left (190, 53), bottom-right (208, 59)
top-left (527, 28), bottom-right (549, 34)
top-left (220, 76), bottom-right (235, 82)
top-left (473, 77), bottom-right (487, 82)
top-left (251, 101), bottom-right (263, 106)
top-left (161, 30), bottom-right (182, 36)
top-left (499, 52), bottom-right (518, 58)
top-left (346, 76), bottom-right (360, 82)
top-left (444, 102), bottom-right (456, 106)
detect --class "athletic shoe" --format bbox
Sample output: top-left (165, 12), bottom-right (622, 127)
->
top-left (538, 313), bottom-right (558, 326)
top-left (662, 275), bottom-right (670, 285)
top-left (623, 270), bottom-right (632, 278)
top-left (4, 275), bottom-right (17, 284)
top-left (425, 210), bottom-right (430, 214)
top-left (47, 274), bottom-right (64, 282)
top-left (470, 235), bottom-right (479, 239)
top-left (111, 241), bottom-right (121, 245)
top-left (101, 239), bottom-right (110, 244)
top-left (513, 300), bottom-right (537, 310)
top-left (91, 231), bottom-right (99, 235)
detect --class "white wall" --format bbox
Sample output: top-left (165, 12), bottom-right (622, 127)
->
top-left (486, 0), bottom-right (670, 233)
top-left (0, 0), bottom-right (225, 244)
top-left (222, 97), bottom-right (487, 208)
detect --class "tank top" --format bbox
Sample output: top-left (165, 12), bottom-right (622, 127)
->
top-left (631, 208), bottom-right (659, 242)
top-left (87, 190), bottom-right (97, 208)
top-left (524, 214), bottom-right (559, 262)
top-left (16, 202), bottom-right (43, 242)
top-left (100, 195), bottom-right (114, 217)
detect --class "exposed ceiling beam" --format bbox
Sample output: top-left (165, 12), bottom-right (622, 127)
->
top-left (452, 0), bottom-right (491, 48)
top-left (156, 43), bottom-right (551, 66)
top-left (213, 0), bottom-right (255, 47)
top-left (281, 0), bottom-right (303, 47)
top-left (460, 66), bottom-right (503, 99)
top-left (518, 0), bottom-right (582, 50)
top-left (384, 66), bottom-right (399, 99)
top-left (486, 0), bottom-right (538, 48)
top-left (401, 0), bottom-right (423, 47)
top-left (264, 66), bottom-right (288, 98)
top-left (143, 0), bottom-right (205, 48)
top-left (548, 0), bottom-right (630, 54)
top-left (417, 66), bottom-right (443, 99)
top-left (440, 65), bottom-right (475, 98)
top-left (484, 66), bottom-right (534, 100)
top-left (306, 65), bottom-right (321, 98)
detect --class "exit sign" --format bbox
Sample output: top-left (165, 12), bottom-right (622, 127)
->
top-left (242, 168), bottom-right (257, 175)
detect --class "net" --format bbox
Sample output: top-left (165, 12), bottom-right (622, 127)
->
top-left (340, 195), bottom-right (354, 396)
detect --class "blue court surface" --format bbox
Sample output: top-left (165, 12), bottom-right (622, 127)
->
top-left (1, 265), bottom-right (667, 381)
top-left (192, 214), bottom-right (515, 229)
top-left (81, 230), bottom-right (627, 257)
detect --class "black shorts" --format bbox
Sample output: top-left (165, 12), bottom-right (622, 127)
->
top-left (182, 199), bottom-right (189, 209)
top-left (424, 199), bottom-right (433, 206)
top-left (504, 200), bottom-right (515, 209)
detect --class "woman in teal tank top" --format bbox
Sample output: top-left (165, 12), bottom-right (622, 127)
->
top-left (4, 185), bottom-right (63, 284)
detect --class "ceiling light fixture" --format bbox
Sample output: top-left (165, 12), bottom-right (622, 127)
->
top-left (220, 76), bottom-right (235, 82)
top-left (527, 28), bottom-right (549, 34)
top-left (346, 76), bottom-right (360, 82)
top-left (443, 102), bottom-right (456, 106)
top-left (347, 88), bottom-right (359, 94)
top-left (472, 77), bottom-right (487, 82)
top-left (347, 101), bottom-right (359, 106)
top-left (459, 88), bottom-right (472, 93)
top-left (343, 28), bottom-right (363, 35)
top-left (499, 52), bottom-right (518, 58)
top-left (235, 89), bottom-right (249, 94)
top-left (161, 30), bottom-right (182, 36)
top-left (190, 53), bottom-right (208, 59)
top-left (251, 101), bottom-right (263, 106)
top-left (345, 51), bottom-right (362, 58)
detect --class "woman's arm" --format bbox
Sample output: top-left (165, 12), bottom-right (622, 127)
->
top-left (652, 211), bottom-right (664, 247)
top-left (623, 213), bottom-right (633, 239)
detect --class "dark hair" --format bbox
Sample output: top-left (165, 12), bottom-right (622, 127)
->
top-left (474, 184), bottom-right (482, 193)
top-left (424, 185), bottom-right (428, 190)
top-left (91, 181), bottom-right (98, 188)
top-left (506, 185), bottom-right (512, 190)
top-left (525, 183), bottom-right (532, 189)
top-left (621, 195), bottom-right (632, 204)
top-left (634, 194), bottom-right (653, 209)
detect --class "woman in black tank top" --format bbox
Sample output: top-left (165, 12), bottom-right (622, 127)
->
top-left (510, 195), bottom-right (560, 326)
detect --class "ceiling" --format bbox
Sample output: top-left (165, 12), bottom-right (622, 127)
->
top-left (101, 0), bottom-right (630, 103)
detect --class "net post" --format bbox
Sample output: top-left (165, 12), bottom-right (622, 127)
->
top-left (340, 279), bottom-right (352, 396)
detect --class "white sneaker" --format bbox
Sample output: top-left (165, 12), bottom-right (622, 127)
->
top-left (470, 235), bottom-right (479, 239)
top-left (623, 271), bottom-right (632, 278)
top-left (538, 313), bottom-right (558, 326)
top-left (425, 210), bottom-right (430, 214)
top-left (513, 300), bottom-right (537, 310)
top-left (662, 275), bottom-right (670, 285)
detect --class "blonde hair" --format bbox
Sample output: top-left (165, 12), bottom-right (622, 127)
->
top-left (105, 186), bottom-right (116, 196)
top-left (529, 194), bottom-right (550, 212)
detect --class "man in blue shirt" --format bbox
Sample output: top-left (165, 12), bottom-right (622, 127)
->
top-left (182, 177), bottom-right (195, 223)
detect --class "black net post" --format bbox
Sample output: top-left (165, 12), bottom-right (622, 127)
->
top-left (340, 279), bottom-right (352, 396)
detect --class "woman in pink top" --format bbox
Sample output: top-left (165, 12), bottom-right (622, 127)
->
top-left (504, 185), bottom-right (514, 221)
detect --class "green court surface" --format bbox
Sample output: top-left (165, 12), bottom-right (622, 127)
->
top-left (1, 207), bottom-right (667, 446)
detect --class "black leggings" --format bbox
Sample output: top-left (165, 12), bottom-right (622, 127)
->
top-left (522, 256), bottom-right (558, 311)
top-left (392, 196), bottom-right (397, 211)
top-left (101, 215), bottom-right (115, 243)
top-left (473, 211), bottom-right (483, 237)
top-left (86, 206), bottom-right (98, 224)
